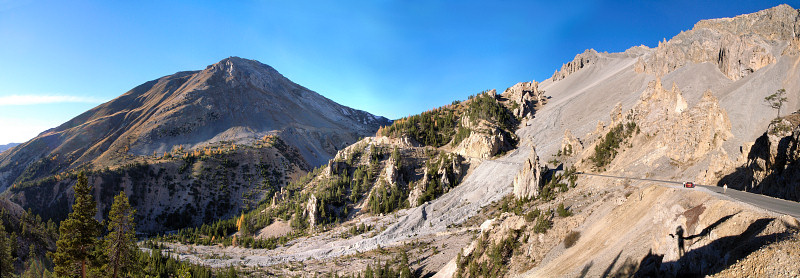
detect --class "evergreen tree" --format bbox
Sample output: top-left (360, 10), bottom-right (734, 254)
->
top-left (0, 223), bottom-right (13, 277)
top-left (54, 172), bottom-right (101, 278)
top-left (104, 191), bottom-right (139, 278)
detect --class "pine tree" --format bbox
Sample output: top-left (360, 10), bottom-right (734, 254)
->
top-left (104, 191), bottom-right (139, 278)
top-left (54, 172), bottom-right (101, 278)
top-left (0, 223), bottom-right (13, 277)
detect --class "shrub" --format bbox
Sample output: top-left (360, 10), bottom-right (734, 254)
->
top-left (524, 209), bottom-right (540, 222)
top-left (533, 215), bottom-right (552, 234)
top-left (589, 121), bottom-right (637, 170)
top-left (556, 203), bottom-right (572, 217)
top-left (564, 231), bottom-right (580, 248)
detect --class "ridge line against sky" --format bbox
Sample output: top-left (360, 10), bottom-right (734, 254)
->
top-left (0, 0), bottom-right (798, 144)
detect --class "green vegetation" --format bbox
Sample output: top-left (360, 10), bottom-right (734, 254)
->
top-left (0, 171), bottom-right (236, 278)
top-left (140, 241), bottom-right (240, 278)
top-left (379, 91), bottom-right (518, 148)
top-left (345, 223), bottom-right (373, 238)
top-left (589, 121), bottom-right (638, 170)
top-left (454, 230), bottom-right (522, 278)
top-left (0, 201), bottom-right (58, 277)
top-left (368, 182), bottom-right (409, 215)
top-left (533, 213), bottom-right (553, 234)
top-left (54, 172), bottom-right (102, 277)
top-left (764, 88), bottom-right (788, 118)
top-left (335, 249), bottom-right (414, 278)
top-left (416, 153), bottom-right (459, 206)
top-left (379, 105), bottom-right (459, 147)
top-left (556, 203), bottom-right (572, 217)
top-left (769, 117), bottom-right (793, 135)
top-left (102, 192), bottom-right (139, 278)
top-left (0, 222), bottom-right (14, 277)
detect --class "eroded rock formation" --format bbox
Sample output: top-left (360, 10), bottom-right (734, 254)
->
top-left (664, 90), bottom-right (732, 163)
top-left (502, 81), bottom-right (545, 119)
top-left (634, 4), bottom-right (798, 80)
top-left (513, 146), bottom-right (543, 199)
top-left (552, 49), bottom-right (598, 81)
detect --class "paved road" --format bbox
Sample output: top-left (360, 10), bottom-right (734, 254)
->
top-left (577, 172), bottom-right (800, 219)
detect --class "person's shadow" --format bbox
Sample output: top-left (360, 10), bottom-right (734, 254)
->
top-left (669, 226), bottom-right (686, 258)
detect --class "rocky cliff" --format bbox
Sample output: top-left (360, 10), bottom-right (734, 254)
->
top-left (552, 49), bottom-right (599, 81)
top-left (634, 4), bottom-right (798, 80)
top-left (719, 114), bottom-right (800, 201)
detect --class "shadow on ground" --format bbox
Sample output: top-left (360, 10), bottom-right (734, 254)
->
top-left (633, 217), bottom-right (792, 277)
top-left (717, 131), bottom-right (800, 202)
top-left (583, 216), bottom-right (794, 278)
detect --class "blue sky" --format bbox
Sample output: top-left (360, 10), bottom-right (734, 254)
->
top-left (0, 0), bottom-right (797, 144)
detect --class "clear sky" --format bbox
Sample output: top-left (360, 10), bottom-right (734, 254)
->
top-left (0, 0), bottom-right (797, 145)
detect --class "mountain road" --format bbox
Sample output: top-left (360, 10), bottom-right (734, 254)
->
top-left (576, 172), bottom-right (800, 219)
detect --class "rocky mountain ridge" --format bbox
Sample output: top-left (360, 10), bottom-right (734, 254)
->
top-left (0, 57), bottom-right (389, 192)
top-left (0, 57), bottom-right (389, 232)
top-left (0, 143), bottom-right (20, 154)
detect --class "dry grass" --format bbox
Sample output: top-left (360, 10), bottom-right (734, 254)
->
top-left (564, 230), bottom-right (581, 248)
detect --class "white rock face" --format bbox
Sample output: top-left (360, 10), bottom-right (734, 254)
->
top-left (503, 81), bottom-right (545, 119)
top-left (454, 130), bottom-right (503, 159)
top-left (305, 194), bottom-right (318, 229)
top-left (513, 146), bottom-right (543, 199)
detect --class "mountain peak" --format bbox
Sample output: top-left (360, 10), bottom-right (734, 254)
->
top-left (204, 56), bottom-right (278, 80)
top-left (692, 4), bottom-right (799, 41)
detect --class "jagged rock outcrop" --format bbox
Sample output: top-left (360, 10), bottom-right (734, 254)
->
top-left (552, 49), bottom-right (598, 81)
top-left (635, 4), bottom-right (798, 80)
top-left (783, 37), bottom-right (800, 56)
top-left (453, 130), bottom-right (504, 159)
top-left (305, 194), bottom-right (318, 228)
top-left (633, 79), bottom-right (688, 135)
top-left (663, 90), bottom-right (732, 163)
top-left (323, 160), bottom-right (348, 177)
top-left (382, 157), bottom-right (399, 186)
top-left (272, 187), bottom-right (288, 207)
top-left (629, 79), bottom-right (731, 163)
top-left (408, 180), bottom-right (424, 206)
top-left (719, 115), bottom-right (800, 201)
top-left (560, 129), bottom-right (583, 156)
top-left (513, 146), bottom-right (543, 199)
top-left (692, 4), bottom-right (800, 41)
top-left (407, 153), bottom-right (464, 206)
top-left (369, 136), bottom-right (420, 148)
top-left (502, 81), bottom-right (545, 119)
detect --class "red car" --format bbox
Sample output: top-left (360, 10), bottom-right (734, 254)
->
top-left (683, 182), bottom-right (695, 188)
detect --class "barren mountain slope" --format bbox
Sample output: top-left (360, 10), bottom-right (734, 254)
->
top-left (0, 57), bottom-right (389, 192)
top-left (0, 57), bottom-right (390, 232)
top-left (526, 4), bottom-right (800, 178)
top-left (447, 4), bottom-right (800, 278)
